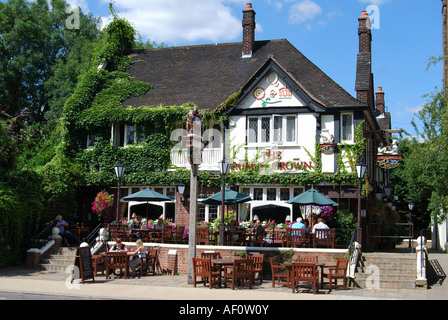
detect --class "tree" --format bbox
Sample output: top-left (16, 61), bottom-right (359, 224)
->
top-left (0, 0), bottom-right (101, 123)
top-left (391, 90), bottom-right (448, 226)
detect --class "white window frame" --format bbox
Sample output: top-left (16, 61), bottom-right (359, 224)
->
top-left (247, 115), bottom-right (297, 146)
top-left (198, 204), bottom-right (219, 223)
top-left (341, 113), bottom-right (354, 144)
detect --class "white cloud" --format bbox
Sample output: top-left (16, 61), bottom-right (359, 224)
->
top-left (357, 0), bottom-right (391, 6)
top-left (394, 103), bottom-right (423, 117)
top-left (66, 0), bottom-right (89, 13)
top-left (289, 0), bottom-right (322, 25)
top-left (100, 0), bottom-right (247, 45)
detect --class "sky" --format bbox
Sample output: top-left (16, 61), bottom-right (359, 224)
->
top-left (23, 0), bottom-right (448, 135)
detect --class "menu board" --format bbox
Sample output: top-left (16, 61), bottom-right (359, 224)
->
top-left (72, 247), bottom-right (94, 284)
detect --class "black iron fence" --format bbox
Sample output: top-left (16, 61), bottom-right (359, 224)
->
top-left (367, 222), bottom-right (414, 252)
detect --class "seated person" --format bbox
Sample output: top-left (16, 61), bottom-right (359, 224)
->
top-left (291, 217), bottom-right (307, 236)
top-left (109, 238), bottom-right (128, 252)
top-left (312, 217), bottom-right (330, 238)
top-left (128, 239), bottom-right (147, 276)
top-left (130, 216), bottom-right (143, 239)
top-left (51, 215), bottom-right (79, 246)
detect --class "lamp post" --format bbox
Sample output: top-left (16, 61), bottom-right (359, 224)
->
top-left (114, 161), bottom-right (125, 222)
top-left (356, 159), bottom-right (367, 244)
top-left (408, 201), bottom-right (415, 249)
top-left (219, 159), bottom-right (230, 246)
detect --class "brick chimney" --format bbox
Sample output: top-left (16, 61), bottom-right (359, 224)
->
top-left (355, 10), bottom-right (375, 110)
top-left (375, 87), bottom-right (385, 115)
top-left (242, 3), bottom-right (256, 58)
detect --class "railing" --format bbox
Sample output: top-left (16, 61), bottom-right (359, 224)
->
top-left (367, 222), bottom-right (415, 252)
top-left (171, 148), bottom-right (222, 168)
top-left (30, 221), bottom-right (57, 249)
top-left (85, 223), bottom-right (105, 247)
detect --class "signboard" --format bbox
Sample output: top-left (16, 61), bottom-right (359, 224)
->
top-left (71, 247), bottom-right (94, 284)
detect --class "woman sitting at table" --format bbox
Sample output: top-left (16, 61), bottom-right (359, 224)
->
top-left (109, 238), bottom-right (128, 252)
top-left (130, 216), bottom-right (143, 239)
top-left (128, 239), bottom-right (147, 276)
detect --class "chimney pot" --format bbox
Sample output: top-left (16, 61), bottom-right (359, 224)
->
top-left (376, 87), bottom-right (385, 115)
top-left (361, 10), bottom-right (368, 16)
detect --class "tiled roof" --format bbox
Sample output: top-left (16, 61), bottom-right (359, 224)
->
top-left (123, 39), bottom-right (366, 111)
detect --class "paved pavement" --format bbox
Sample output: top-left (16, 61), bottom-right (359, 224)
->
top-left (0, 251), bottom-right (447, 303)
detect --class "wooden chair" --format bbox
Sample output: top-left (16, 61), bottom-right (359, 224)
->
top-left (298, 255), bottom-right (318, 262)
top-left (251, 228), bottom-right (265, 247)
top-left (91, 254), bottom-right (104, 275)
top-left (225, 227), bottom-right (246, 246)
top-left (270, 257), bottom-right (289, 288)
top-left (149, 230), bottom-right (162, 243)
top-left (223, 259), bottom-right (253, 290)
top-left (138, 229), bottom-right (151, 242)
top-left (192, 257), bottom-right (222, 289)
top-left (105, 252), bottom-right (129, 279)
top-left (291, 262), bottom-right (319, 294)
top-left (201, 251), bottom-right (222, 259)
top-left (197, 226), bottom-right (211, 245)
top-left (271, 229), bottom-right (287, 247)
top-left (246, 253), bottom-right (264, 284)
top-left (174, 226), bottom-right (186, 243)
top-left (162, 225), bottom-right (173, 243)
top-left (201, 251), bottom-right (222, 273)
top-left (312, 229), bottom-right (335, 248)
top-left (140, 248), bottom-right (158, 276)
top-left (322, 258), bottom-right (349, 292)
top-left (287, 228), bottom-right (307, 248)
top-left (108, 224), bottom-right (120, 240)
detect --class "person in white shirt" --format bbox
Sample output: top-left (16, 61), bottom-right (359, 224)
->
top-left (312, 217), bottom-right (330, 238)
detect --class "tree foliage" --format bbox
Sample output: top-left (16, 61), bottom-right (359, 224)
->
top-left (392, 90), bottom-right (448, 226)
top-left (0, 0), bottom-right (101, 122)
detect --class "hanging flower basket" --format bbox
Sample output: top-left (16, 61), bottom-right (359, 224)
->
top-left (92, 191), bottom-right (115, 223)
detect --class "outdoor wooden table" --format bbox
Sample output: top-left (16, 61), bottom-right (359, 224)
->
top-left (211, 258), bottom-right (237, 282)
top-left (281, 261), bottom-right (326, 288)
top-left (100, 251), bottom-right (133, 278)
top-left (211, 258), bottom-right (237, 267)
top-left (66, 226), bottom-right (89, 245)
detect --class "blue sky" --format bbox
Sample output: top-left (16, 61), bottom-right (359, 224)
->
top-left (19, 0), bottom-right (448, 134)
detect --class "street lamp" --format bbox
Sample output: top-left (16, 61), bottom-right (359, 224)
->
top-left (383, 184), bottom-right (393, 199)
top-left (177, 181), bottom-right (186, 204)
top-left (408, 201), bottom-right (415, 249)
top-left (114, 161), bottom-right (125, 222)
top-left (356, 159), bottom-right (367, 244)
top-left (219, 159), bottom-right (230, 245)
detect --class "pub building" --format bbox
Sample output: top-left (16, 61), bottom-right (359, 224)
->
top-left (78, 4), bottom-right (395, 233)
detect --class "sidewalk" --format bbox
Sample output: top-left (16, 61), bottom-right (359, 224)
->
top-left (0, 251), bottom-right (447, 301)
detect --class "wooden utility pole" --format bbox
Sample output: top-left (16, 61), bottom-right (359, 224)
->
top-left (187, 163), bottom-right (198, 284)
top-left (186, 106), bottom-right (203, 284)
